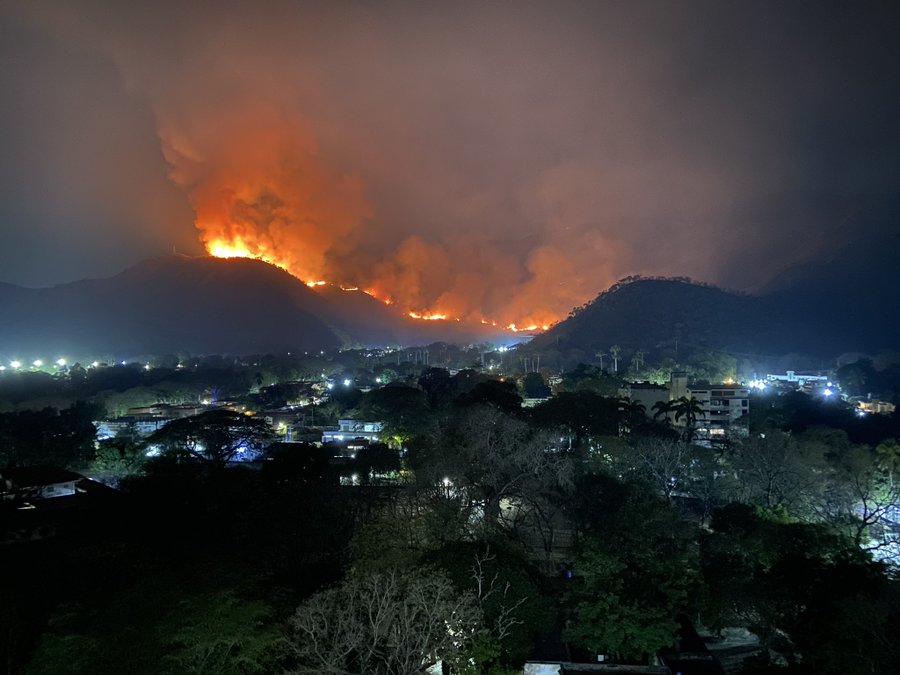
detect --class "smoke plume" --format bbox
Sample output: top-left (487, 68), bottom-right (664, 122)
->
top-left (4, 1), bottom-right (899, 324)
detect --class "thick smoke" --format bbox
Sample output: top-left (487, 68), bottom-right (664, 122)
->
top-left (4, 1), bottom-right (899, 322)
top-left (159, 105), bottom-right (372, 283)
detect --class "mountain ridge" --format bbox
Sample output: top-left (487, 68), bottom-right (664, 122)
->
top-left (0, 255), bottom-right (503, 358)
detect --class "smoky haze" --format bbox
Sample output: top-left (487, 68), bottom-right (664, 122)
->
top-left (2, 1), bottom-right (898, 324)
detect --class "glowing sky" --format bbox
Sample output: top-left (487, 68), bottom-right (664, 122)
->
top-left (1, 1), bottom-right (898, 324)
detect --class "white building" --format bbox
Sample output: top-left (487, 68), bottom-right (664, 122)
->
top-left (322, 419), bottom-right (384, 443)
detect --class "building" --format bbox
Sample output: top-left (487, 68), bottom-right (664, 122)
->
top-left (322, 419), bottom-right (384, 444)
top-left (686, 384), bottom-right (750, 441)
top-left (766, 370), bottom-right (829, 386)
top-left (260, 408), bottom-right (307, 441)
top-left (619, 382), bottom-right (671, 420)
top-left (1, 466), bottom-right (82, 500)
top-left (620, 373), bottom-right (749, 442)
top-left (858, 399), bottom-right (896, 415)
top-left (95, 416), bottom-right (172, 440)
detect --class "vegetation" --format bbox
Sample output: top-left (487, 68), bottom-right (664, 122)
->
top-left (2, 356), bottom-right (900, 674)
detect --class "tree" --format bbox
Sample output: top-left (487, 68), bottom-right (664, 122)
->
top-left (522, 372), bottom-right (551, 399)
top-left (564, 477), bottom-right (699, 662)
top-left (455, 380), bottom-right (522, 413)
top-left (609, 345), bottom-right (621, 373)
top-left (418, 367), bottom-right (455, 408)
top-left (672, 396), bottom-right (704, 443)
top-left (559, 364), bottom-right (619, 397)
top-left (355, 443), bottom-right (401, 482)
top-left (0, 402), bottom-right (98, 469)
top-left (286, 570), bottom-right (482, 675)
top-left (725, 433), bottom-right (826, 516)
top-left (686, 350), bottom-right (736, 384)
top-left (699, 504), bottom-right (898, 671)
top-left (651, 400), bottom-right (674, 426)
top-left (818, 443), bottom-right (900, 559)
top-left (628, 436), bottom-right (691, 500)
top-left (355, 385), bottom-right (431, 446)
top-left (429, 406), bottom-right (574, 534)
top-left (618, 398), bottom-right (646, 435)
top-left (146, 410), bottom-right (274, 467)
top-left (530, 392), bottom-right (620, 448)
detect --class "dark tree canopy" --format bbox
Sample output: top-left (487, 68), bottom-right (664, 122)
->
top-left (146, 409), bottom-right (274, 466)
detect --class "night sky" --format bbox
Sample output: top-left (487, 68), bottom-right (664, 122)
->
top-left (1, 1), bottom-right (898, 323)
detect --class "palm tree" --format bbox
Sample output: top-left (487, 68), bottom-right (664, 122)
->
top-left (609, 345), bottom-right (622, 373)
top-left (651, 400), bottom-right (674, 426)
top-left (673, 396), bottom-right (705, 443)
top-left (618, 398), bottom-right (646, 434)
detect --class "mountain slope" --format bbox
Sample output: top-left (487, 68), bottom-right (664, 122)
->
top-left (0, 255), bottom-right (342, 357)
top-left (0, 255), bottom-right (505, 358)
top-left (527, 270), bottom-right (899, 362)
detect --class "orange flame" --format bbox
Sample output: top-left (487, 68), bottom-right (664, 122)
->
top-left (207, 237), bottom-right (294, 273)
top-left (408, 311), bottom-right (448, 321)
top-left (206, 238), bottom-right (554, 332)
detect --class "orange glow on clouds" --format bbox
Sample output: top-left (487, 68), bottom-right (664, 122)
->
top-left (183, 111), bottom-right (565, 334)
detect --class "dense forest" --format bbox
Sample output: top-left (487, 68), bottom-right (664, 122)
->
top-left (2, 359), bottom-right (900, 674)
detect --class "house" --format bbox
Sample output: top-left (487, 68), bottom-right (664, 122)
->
top-left (857, 399), bottom-right (896, 415)
top-left (1, 466), bottom-right (83, 500)
top-left (260, 408), bottom-right (307, 441)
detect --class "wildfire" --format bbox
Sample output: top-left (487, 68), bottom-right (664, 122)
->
top-left (408, 311), bottom-right (448, 321)
top-left (207, 238), bottom-right (292, 273)
top-left (206, 238), bottom-right (555, 333)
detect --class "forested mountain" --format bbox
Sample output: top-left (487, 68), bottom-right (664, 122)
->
top-left (0, 255), bottom-right (495, 358)
top-left (528, 253), bottom-right (900, 363)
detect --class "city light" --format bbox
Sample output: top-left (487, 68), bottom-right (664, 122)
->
top-left (823, 388), bottom-right (834, 397)
top-left (10, 360), bottom-right (20, 369)
top-left (33, 359), bottom-right (43, 367)
top-left (343, 379), bottom-right (351, 387)
top-left (56, 358), bottom-right (66, 366)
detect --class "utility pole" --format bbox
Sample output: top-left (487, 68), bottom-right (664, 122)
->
top-left (595, 351), bottom-right (606, 371)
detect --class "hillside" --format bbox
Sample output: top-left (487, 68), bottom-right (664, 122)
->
top-left (0, 256), bottom-right (343, 358)
top-left (527, 271), bottom-right (900, 365)
top-left (0, 255), bottom-right (504, 359)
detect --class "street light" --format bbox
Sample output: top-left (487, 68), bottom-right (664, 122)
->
top-left (33, 359), bottom-right (43, 368)
top-left (56, 358), bottom-right (66, 367)
top-left (10, 360), bottom-right (21, 369)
